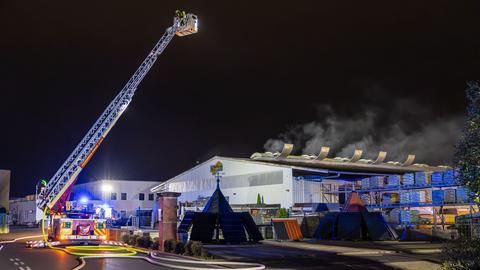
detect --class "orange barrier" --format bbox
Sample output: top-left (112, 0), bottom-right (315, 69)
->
top-left (272, 218), bottom-right (303, 241)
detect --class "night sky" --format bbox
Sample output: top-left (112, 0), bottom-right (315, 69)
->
top-left (2, 1), bottom-right (480, 197)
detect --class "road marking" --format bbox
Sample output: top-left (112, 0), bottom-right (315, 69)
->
top-left (10, 258), bottom-right (14, 261)
top-left (15, 258), bottom-right (20, 261)
top-left (0, 245), bottom-right (3, 251)
top-left (14, 262), bottom-right (19, 265)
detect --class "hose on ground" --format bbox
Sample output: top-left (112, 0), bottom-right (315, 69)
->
top-left (41, 208), bottom-right (265, 270)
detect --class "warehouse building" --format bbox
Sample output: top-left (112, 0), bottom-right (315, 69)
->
top-left (151, 144), bottom-right (478, 236)
top-left (151, 156), bottom-right (343, 208)
top-left (150, 144), bottom-right (437, 209)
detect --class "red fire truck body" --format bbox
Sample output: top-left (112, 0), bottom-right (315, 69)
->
top-left (49, 217), bottom-right (107, 241)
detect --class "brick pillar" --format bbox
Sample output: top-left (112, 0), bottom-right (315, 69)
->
top-left (157, 192), bottom-right (181, 251)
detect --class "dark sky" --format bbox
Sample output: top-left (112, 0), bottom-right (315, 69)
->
top-left (1, 1), bottom-right (480, 196)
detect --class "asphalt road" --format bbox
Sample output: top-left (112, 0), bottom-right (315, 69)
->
top-left (0, 240), bottom-right (233, 270)
top-left (1, 228), bottom-right (442, 270)
top-left (1, 241), bottom-right (78, 270)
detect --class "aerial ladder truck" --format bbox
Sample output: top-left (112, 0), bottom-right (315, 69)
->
top-left (35, 11), bottom-right (198, 242)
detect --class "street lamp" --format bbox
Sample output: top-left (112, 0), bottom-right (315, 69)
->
top-left (101, 183), bottom-right (113, 193)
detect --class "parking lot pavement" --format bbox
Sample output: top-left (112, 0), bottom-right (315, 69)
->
top-left (204, 240), bottom-right (442, 270)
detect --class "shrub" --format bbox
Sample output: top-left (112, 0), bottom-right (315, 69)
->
top-left (441, 238), bottom-right (480, 269)
top-left (136, 235), bottom-right (152, 248)
top-left (276, 208), bottom-right (289, 218)
top-left (151, 237), bottom-right (159, 250)
top-left (163, 239), bottom-right (175, 253)
top-left (200, 248), bottom-right (210, 259)
top-left (121, 234), bottom-right (130, 244)
top-left (174, 241), bottom-right (185, 254)
top-left (191, 241), bottom-right (203, 257)
top-left (183, 241), bottom-right (211, 258)
top-left (130, 234), bottom-right (140, 246)
top-left (184, 241), bottom-right (193, 256)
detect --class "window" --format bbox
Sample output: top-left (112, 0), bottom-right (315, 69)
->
top-left (148, 193), bottom-right (154, 201)
top-left (110, 192), bottom-right (117, 200)
top-left (139, 193), bottom-right (145, 201)
top-left (121, 193), bottom-right (127, 200)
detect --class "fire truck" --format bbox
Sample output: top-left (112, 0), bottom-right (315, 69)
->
top-left (35, 11), bottom-right (198, 243)
top-left (49, 218), bottom-right (107, 241)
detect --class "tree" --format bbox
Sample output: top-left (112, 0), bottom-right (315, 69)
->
top-left (256, 193), bottom-right (262, 205)
top-left (454, 81), bottom-right (480, 204)
top-left (276, 208), bottom-right (289, 218)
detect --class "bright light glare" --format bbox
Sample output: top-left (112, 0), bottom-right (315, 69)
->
top-left (105, 208), bottom-right (112, 218)
top-left (101, 183), bottom-right (113, 192)
top-left (79, 197), bottom-right (89, 204)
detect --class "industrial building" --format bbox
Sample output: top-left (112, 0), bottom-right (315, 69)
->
top-left (151, 144), bottom-right (479, 238)
top-left (150, 156), bottom-right (341, 208)
top-left (9, 195), bottom-right (36, 226)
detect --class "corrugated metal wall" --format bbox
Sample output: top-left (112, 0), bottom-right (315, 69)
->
top-left (168, 170), bottom-right (283, 192)
top-left (163, 158), bottom-right (293, 207)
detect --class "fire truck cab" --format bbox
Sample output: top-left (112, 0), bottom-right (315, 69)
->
top-left (49, 217), bottom-right (107, 241)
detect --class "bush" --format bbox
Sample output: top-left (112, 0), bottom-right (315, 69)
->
top-left (191, 241), bottom-right (203, 257)
top-left (130, 234), bottom-right (140, 246)
top-left (163, 239), bottom-right (175, 253)
top-left (152, 237), bottom-right (159, 250)
top-left (174, 241), bottom-right (185, 254)
top-left (183, 241), bottom-right (211, 258)
top-left (276, 208), bottom-right (289, 218)
top-left (441, 238), bottom-right (480, 269)
top-left (121, 234), bottom-right (130, 244)
top-left (184, 241), bottom-right (193, 256)
top-left (136, 235), bottom-right (152, 248)
top-left (200, 248), bottom-right (211, 259)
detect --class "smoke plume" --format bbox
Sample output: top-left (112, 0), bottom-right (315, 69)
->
top-left (264, 100), bottom-right (464, 165)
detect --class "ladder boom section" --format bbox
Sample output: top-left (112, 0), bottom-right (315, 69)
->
top-left (37, 13), bottom-right (197, 211)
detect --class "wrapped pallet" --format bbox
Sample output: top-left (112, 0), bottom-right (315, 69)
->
top-left (431, 171), bottom-right (443, 186)
top-left (444, 189), bottom-right (456, 203)
top-left (456, 187), bottom-right (470, 203)
top-left (415, 172), bottom-right (427, 186)
top-left (432, 189), bottom-right (444, 204)
top-left (400, 192), bottom-right (410, 204)
top-left (410, 190), bottom-right (426, 203)
top-left (403, 173), bottom-right (415, 186)
top-left (383, 193), bottom-right (400, 204)
top-left (443, 170), bottom-right (459, 185)
top-left (400, 210), bottom-right (419, 224)
top-left (400, 210), bottom-right (411, 223)
top-left (387, 175), bottom-right (401, 187)
top-left (425, 190), bottom-right (432, 203)
top-left (369, 176), bottom-right (384, 188)
top-left (361, 193), bottom-right (371, 205)
top-left (361, 178), bottom-right (370, 190)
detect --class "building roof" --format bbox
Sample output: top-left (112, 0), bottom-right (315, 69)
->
top-left (151, 144), bottom-right (449, 192)
top-left (250, 143), bottom-right (447, 174)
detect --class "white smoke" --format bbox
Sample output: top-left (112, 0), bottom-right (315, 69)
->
top-left (264, 102), bottom-right (464, 165)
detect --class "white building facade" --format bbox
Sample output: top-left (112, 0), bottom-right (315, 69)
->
top-left (9, 195), bottom-right (36, 225)
top-left (71, 180), bottom-right (161, 217)
top-left (151, 157), bottom-right (339, 208)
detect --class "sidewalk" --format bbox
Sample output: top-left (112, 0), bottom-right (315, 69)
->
top-left (263, 239), bottom-right (442, 255)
